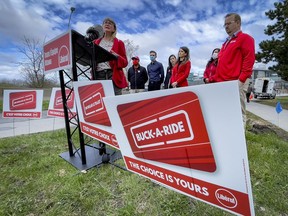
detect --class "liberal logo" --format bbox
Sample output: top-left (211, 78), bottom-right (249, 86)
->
top-left (58, 45), bottom-right (70, 67)
top-left (215, 188), bottom-right (238, 209)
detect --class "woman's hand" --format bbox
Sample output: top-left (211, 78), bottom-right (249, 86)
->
top-left (171, 82), bottom-right (178, 88)
top-left (110, 50), bottom-right (119, 57)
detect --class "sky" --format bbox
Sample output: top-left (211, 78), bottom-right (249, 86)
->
top-left (0, 0), bottom-right (280, 81)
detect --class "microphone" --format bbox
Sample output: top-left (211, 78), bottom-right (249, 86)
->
top-left (84, 25), bottom-right (104, 45)
top-left (68, 7), bottom-right (76, 29)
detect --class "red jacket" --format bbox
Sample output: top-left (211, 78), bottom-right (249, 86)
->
top-left (203, 60), bottom-right (217, 80)
top-left (94, 37), bottom-right (128, 88)
top-left (210, 31), bottom-right (255, 83)
top-left (170, 60), bottom-right (191, 87)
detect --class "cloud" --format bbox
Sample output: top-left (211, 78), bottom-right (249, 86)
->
top-left (0, 0), bottom-right (281, 80)
top-left (166, 0), bottom-right (182, 6)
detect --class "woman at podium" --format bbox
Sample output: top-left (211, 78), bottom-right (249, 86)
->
top-left (93, 17), bottom-right (128, 95)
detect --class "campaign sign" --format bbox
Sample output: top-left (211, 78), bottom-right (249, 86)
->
top-left (47, 88), bottom-right (76, 118)
top-left (103, 81), bottom-right (255, 215)
top-left (9, 91), bottom-right (37, 110)
top-left (73, 80), bottom-right (119, 149)
top-left (3, 90), bottom-right (43, 118)
top-left (43, 30), bottom-right (72, 73)
top-left (78, 83), bottom-right (111, 126)
top-left (118, 92), bottom-right (216, 172)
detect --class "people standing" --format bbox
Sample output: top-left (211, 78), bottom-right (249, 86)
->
top-left (170, 46), bottom-right (191, 88)
top-left (147, 50), bottom-right (164, 91)
top-left (93, 17), bottom-right (128, 95)
top-left (164, 54), bottom-right (177, 89)
top-left (246, 83), bottom-right (253, 103)
top-left (205, 13), bottom-right (255, 126)
top-left (127, 56), bottom-right (148, 93)
top-left (203, 48), bottom-right (220, 84)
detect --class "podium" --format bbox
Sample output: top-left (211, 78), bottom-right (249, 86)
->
top-left (44, 30), bottom-right (123, 170)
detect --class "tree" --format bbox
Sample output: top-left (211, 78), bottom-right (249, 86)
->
top-left (123, 39), bottom-right (139, 85)
top-left (123, 39), bottom-right (139, 69)
top-left (256, 0), bottom-right (288, 81)
top-left (18, 36), bottom-right (57, 87)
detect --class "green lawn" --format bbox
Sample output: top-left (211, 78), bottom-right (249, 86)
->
top-left (253, 96), bottom-right (288, 110)
top-left (0, 112), bottom-right (287, 215)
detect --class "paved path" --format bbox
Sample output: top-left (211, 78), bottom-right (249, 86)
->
top-left (1, 100), bottom-right (287, 139)
top-left (246, 101), bottom-right (288, 132)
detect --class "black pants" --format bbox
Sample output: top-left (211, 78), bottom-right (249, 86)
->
top-left (246, 92), bottom-right (251, 102)
top-left (94, 69), bottom-right (122, 95)
top-left (148, 81), bottom-right (161, 91)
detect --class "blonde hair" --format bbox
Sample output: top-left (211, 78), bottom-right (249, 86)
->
top-left (103, 17), bottom-right (117, 38)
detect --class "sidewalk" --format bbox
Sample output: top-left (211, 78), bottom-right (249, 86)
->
top-left (0, 111), bottom-right (66, 138)
top-left (246, 101), bottom-right (288, 132)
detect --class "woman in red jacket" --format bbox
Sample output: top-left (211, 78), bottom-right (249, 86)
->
top-left (93, 17), bottom-right (128, 95)
top-left (170, 46), bottom-right (191, 88)
top-left (203, 48), bottom-right (220, 84)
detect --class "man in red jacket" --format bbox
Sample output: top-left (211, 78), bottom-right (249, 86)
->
top-left (206, 13), bottom-right (255, 126)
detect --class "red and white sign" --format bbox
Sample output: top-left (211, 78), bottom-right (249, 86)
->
top-left (103, 81), bottom-right (255, 215)
top-left (118, 92), bottom-right (216, 172)
top-left (125, 156), bottom-right (251, 215)
top-left (73, 80), bottom-right (119, 149)
top-left (2, 90), bottom-right (43, 118)
top-left (43, 30), bottom-right (72, 73)
top-left (9, 91), bottom-right (37, 110)
top-left (78, 83), bottom-right (111, 126)
top-left (47, 88), bottom-right (76, 118)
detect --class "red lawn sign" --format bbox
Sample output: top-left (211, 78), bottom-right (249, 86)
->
top-left (73, 81), bottom-right (119, 149)
top-left (2, 90), bottom-right (43, 118)
top-left (47, 88), bottom-right (76, 118)
top-left (103, 81), bottom-right (255, 215)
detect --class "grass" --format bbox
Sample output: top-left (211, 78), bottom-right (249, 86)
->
top-left (0, 113), bottom-right (288, 215)
top-left (245, 123), bottom-right (288, 215)
top-left (0, 130), bottom-right (225, 216)
top-left (42, 100), bottom-right (50, 110)
top-left (253, 96), bottom-right (288, 110)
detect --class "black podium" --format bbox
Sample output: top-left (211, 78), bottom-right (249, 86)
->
top-left (56, 30), bottom-right (123, 170)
